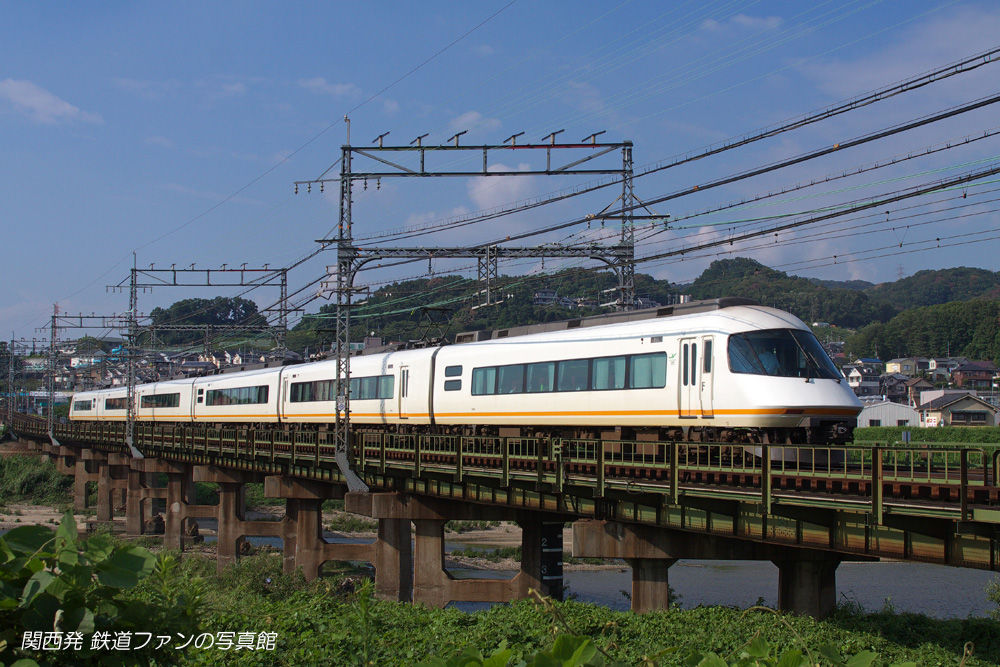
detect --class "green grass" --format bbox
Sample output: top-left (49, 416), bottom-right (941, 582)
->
top-left (0, 453), bottom-right (72, 505)
top-left (112, 554), bottom-right (1000, 665)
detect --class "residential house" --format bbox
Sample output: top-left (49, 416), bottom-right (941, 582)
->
top-left (884, 357), bottom-right (929, 376)
top-left (70, 350), bottom-right (107, 368)
top-left (919, 392), bottom-right (998, 427)
top-left (903, 377), bottom-right (933, 406)
top-left (853, 357), bottom-right (884, 373)
top-left (532, 289), bottom-right (558, 306)
top-left (952, 361), bottom-right (998, 390)
top-left (847, 366), bottom-right (880, 397)
top-left (878, 373), bottom-right (910, 403)
top-left (857, 399), bottom-right (920, 427)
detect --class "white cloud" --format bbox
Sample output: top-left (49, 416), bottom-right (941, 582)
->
top-left (383, 98), bottom-right (400, 114)
top-left (145, 135), bottom-right (173, 148)
top-left (0, 79), bottom-right (102, 125)
top-left (474, 44), bottom-right (495, 57)
top-left (298, 77), bottom-right (361, 97)
top-left (449, 110), bottom-right (501, 134)
top-left (702, 14), bottom-right (782, 32)
top-left (468, 163), bottom-right (534, 210)
top-left (799, 7), bottom-right (1000, 99)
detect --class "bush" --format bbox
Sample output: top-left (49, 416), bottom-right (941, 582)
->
top-left (0, 453), bottom-right (73, 505)
top-left (0, 512), bottom-right (190, 666)
top-left (854, 426), bottom-right (1000, 444)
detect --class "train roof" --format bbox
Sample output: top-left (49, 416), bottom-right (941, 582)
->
top-left (454, 297), bottom-right (761, 343)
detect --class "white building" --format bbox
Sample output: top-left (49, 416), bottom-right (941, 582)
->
top-left (857, 400), bottom-right (920, 427)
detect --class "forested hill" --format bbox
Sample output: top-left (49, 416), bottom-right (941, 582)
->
top-left (684, 258), bottom-right (895, 327)
top-left (683, 259), bottom-right (1000, 327)
top-left (282, 258), bottom-right (1000, 352)
top-left (845, 300), bottom-right (1000, 363)
top-left (864, 267), bottom-right (1000, 310)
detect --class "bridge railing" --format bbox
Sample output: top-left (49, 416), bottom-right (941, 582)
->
top-left (10, 414), bottom-right (999, 521)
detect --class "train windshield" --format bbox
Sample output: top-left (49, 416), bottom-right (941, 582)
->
top-left (728, 329), bottom-right (842, 380)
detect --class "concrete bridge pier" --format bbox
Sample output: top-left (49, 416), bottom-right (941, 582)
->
top-left (347, 492), bottom-right (567, 607)
top-left (773, 557), bottom-right (840, 618)
top-left (262, 476), bottom-right (387, 584)
top-left (160, 461), bottom-right (214, 550)
top-left (625, 558), bottom-right (679, 612)
top-left (125, 463), bottom-right (166, 535)
top-left (573, 520), bottom-right (848, 618)
top-left (93, 453), bottom-right (130, 524)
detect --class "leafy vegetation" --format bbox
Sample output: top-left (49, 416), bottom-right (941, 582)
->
top-left (0, 513), bottom-right (182, 666)
top-left (687, 259), bottom-right (897, 328)
top-left (147, 296), bottom-right (268, 346)
top-left (4, 525), bottom-right (996, 666)
top-left (854, 425), bottom-right (1000, 444)
top-left (0, 454), bottom-right (72, 506)
top-left (844, 299), bottom-right (1000, 363)
top-left (865, 267), bottom-right (1000, 311)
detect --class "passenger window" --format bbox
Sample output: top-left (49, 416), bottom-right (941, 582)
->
top-left (692, 344), bottom-right (698, 385)
top-left (631, 353), bottom-right (667, 389)
top-left (592, 356), bottom-right (626, 390)
top-left (497, 365), bottom-right (524, 394)
top-left (682, 345), bottom-right (689, 386)
top-left (444, 380), bottom-right (461, 391)
top-left (704, 340), bottom-right (712, 373)
top-left (526, 362), bottom-right (554, 393)
top-left (557, 359), bottom-right (590, 392)
top-left (472, 367), bottom-right (496, 395)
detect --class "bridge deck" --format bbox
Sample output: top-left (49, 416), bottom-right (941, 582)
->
top-left (11, 414), bottom-right (1000, 571)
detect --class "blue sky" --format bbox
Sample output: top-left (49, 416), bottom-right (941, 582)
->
top-left (3, 1), bottom-right (1000, 341)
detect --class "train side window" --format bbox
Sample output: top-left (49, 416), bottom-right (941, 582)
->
top-left (497, 364), bottom-right (524, 394)
top-left (444, 365), bottom-right (462, 377)
top-left (557, 359), bottom-right (590, 392)
top-left (631, 352), bottom-right (667, 389)
top-left (378, 375), bottom-right (394, 399)
top-left (704, 340), bottom-right (712, 373)
top-left (691, 344), bottom-right (698, 385)
top-left (682, 345), bottom-right (689, 386)
top-left (526, 362), bottom-right (555, 393)
top-left (592, 356), bottom-right (626, 390)
top-left (472, 367), bottom-right (496, 395)
top-left (444, 379), bottom-right (461, 391)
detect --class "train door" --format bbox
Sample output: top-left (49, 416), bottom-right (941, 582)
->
top-left (398, 366), bottom-right (410, 420)
top-left (280, 376), bottom-right (290, 423)
top-left (678, 338), bottom-right (699, 418)
top-left (700, 335), bottom-right (714, 417)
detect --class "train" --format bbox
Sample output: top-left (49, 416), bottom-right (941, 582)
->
top-left (68, 298), bottom-right (861, 446)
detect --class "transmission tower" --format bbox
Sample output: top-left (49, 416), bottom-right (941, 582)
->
top-left (296, 124), bottom-right (643, 492)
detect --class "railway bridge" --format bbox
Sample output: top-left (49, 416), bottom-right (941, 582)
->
top-left (6, 411), bottom-right (1000, 618)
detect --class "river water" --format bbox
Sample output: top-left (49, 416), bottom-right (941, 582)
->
top-left (212, 526), bottom-right (998, 619)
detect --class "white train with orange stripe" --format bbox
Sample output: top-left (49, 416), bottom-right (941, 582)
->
top-left (69, 299), bottom-right (861, 444)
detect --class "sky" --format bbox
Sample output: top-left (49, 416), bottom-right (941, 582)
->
top-left (3, 0), bottom-right (1000, 342)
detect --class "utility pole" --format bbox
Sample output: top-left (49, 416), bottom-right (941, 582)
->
top-left (4, 337), bottom-right (13, 425)
top-left (125, 253), bottom-right (141, 458)
top-left (47, 304), bottom-right (58, 440)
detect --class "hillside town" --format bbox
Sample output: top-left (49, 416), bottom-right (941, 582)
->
top-left (826, 342), bottom-right (1000, 427)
